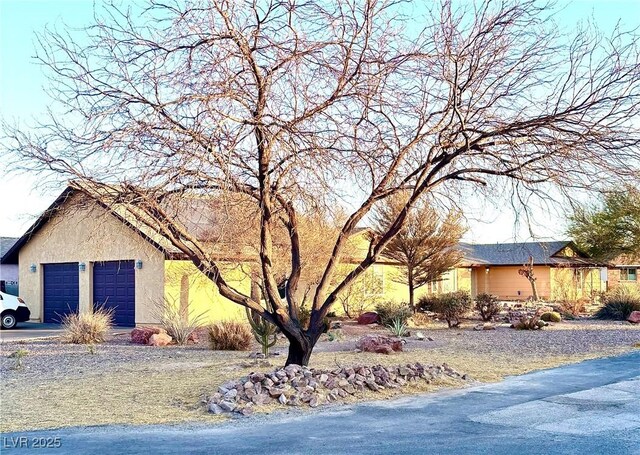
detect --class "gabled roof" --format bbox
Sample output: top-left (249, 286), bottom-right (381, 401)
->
top-left (0, 186), bottom-right (177, 264)
top-left (458, 241), bottom-right (602, 267)
top-left (0, 237), bottom-right (19, 264)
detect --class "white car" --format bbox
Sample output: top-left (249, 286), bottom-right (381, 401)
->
top-left (0, 291), bottom-right (31, 329)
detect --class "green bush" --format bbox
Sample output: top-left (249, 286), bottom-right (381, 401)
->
top-left (594, 296), bottom-right (640, 320)
top-left (416, 295), bottom-right (440, 313)
top-left (375, 301), bottom-right (412, 326)
top-left (431, 291), bottom-right (472, 328)
top-left (475, 293), bottom-right (500, 321)
top-left (540, 311), bottom-right (562, 322)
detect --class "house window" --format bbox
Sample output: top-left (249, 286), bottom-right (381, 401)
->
top-left (620, 268), bottom-right (638, 282)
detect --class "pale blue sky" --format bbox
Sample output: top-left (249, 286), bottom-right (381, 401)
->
top-left (1, 0), bottom-right (639, 239)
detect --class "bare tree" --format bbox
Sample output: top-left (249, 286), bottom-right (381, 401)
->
top-left (373, 193), bottom-right (465, 311)
top-left (518, 256), bottom-right (540, 301)
top-left (4, 0), bottom-right (640, 365)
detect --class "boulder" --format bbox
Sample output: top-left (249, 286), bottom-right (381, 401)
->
top-left (148, 332), bottom-right (172, 346)
top-left (355, 335), bottom-right (403, 354)
top-left (628, 311), bottom-right (640, 324)
top-left (130, 326), bottom-right (165, 344)
top-left (357, 312), bottom-right (380, 325)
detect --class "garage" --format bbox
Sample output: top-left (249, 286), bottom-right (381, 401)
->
top-left (43, 262), bottom-right (79, 323)
top-left (93, 260), bottom-right (136, 327)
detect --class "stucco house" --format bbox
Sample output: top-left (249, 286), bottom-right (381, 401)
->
top-left (425, 241), bottom-right (606, 301)
top-left (606, 254), bottom-right (639, 291)
top-left (1, 186), bottom-right (410, 326)
top-left (0, 237), bottom-right (20, 295)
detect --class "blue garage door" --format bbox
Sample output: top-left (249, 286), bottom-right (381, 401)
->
top-left (93, 260), bottom-right (136, 327)
top-left (43, 263), bottom-right (79, 323)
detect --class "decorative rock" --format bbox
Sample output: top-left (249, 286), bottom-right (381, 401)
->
top-left (224, 389), bottom-right (238, 400)
top-left (130, 326), bottom-right (165, 345)
top-left (355, 335), bottom-right (403, 354)
top-left (239, 405), bottom-right (254, 416)
top-left (148, 333), bottom-right (172, 346)
top-left (218, 401), bottom-right (236, 412)
top-left (628, 311), bottom-right (640, 324)
top-left (207, 403), bottom-right (224, 414)
top-left (278, 394), bottom-right (288, 405)
top-left (415, 331), bottom-right (425, 340)
top-left (357, 312), bottom-right (380, 325)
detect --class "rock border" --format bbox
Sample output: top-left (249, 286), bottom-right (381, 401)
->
top-left (207, 362), bottom-right (468, 416)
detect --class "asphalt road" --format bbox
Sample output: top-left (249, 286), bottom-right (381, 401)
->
top-left (2, 351), bottom-right (639, 455)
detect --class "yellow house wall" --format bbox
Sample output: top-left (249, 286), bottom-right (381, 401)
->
top-left (18, 194), bottom-right (165, 324)
top-left (474, 266), bottom-right (551, 300)
top-left (164, 260), bottom-right (252, 324)
top-left (550, 267), bottom-right (604, 300)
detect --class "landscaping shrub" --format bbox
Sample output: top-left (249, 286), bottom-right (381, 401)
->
top-left (594, 296), bottom-right (640, 320)
top-left (431, 291), bottom-right (472, 328)
top-left (298, 304), bottom-right (311, 329)
top-left (407, 312), bottom-right (430, 327)
top-left (512, 314), bottom-right (545, 330)
top-left (62, 307), bottom-right (113, 344)
top-left (154, 298), bottom-right (208, 345)
top-left (474, 293), bottom-right (500, 321)
top-left (416, 295), bottom-right (440, 313)
top-left (540, 311), bottom-right (562, 322)
top-left (386, 317), bottom-right (408, 337)
top-left (555, 299), bottom-right (587, 318)
top-left (207, 321), bottom-right (252, 351)
top-left (375, 301), bottom-right (412, 326)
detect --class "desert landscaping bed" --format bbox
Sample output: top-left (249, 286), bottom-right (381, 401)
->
top-left (0, 319), bottom-right (638, 433)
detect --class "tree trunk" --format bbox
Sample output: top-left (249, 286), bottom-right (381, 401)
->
top-left (408, 269), bottom-right (415, 312)
top-left (530, 279), bottom-right (539, 301)
top-left (282, 329), bottom-right (319, 366)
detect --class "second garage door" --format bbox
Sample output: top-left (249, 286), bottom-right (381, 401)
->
top-left (93, 260), bottom-right (136, 327)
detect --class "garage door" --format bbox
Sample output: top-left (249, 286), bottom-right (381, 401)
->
top-left (43, 263), bottom-right (79, 323)
top-left (93, 260), bottom-right (135, 327)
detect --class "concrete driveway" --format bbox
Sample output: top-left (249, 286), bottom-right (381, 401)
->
top-left (0, 323), bottom-right (66, 343)
top-left (0, 323), bottom-right (129, 343)
top-left (1, 351), bottom-right (639, 454)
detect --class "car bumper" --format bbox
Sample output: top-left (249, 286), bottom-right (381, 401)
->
top-left (15, 306), bottom-right (31, 322)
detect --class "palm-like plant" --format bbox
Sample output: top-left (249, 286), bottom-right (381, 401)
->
top-left (386, 317), bottom-right (408, 337)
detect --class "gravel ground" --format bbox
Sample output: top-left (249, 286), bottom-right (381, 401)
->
top-left (0, 319), bottom-right (638, 432)
top-left (1, 319), bottom-right (637, 383)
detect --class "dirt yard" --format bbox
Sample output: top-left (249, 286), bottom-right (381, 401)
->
top-left (1, 319), bottom-right (638, 432)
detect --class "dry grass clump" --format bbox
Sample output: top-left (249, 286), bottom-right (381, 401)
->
top-left (208, 321), bottom-right (252, 351)
top-left (153, 298), bottom-right (208, 345)
top-left (61, 308), bottom-right (113, 344)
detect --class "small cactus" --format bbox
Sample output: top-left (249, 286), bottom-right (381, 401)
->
top-left (540, 311), bottom-right (562, 323)
top-left (246, 308), bottom-right (278, 357)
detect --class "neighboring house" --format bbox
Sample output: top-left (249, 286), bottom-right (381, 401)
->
top-left (0, 237), bottom-right (19, 295)
top-left (606, 254), bottom-right (639, 290)
top-left (0, 186), bottom-right (408, 326)
top-left (425, 241), bottom-right (605, 301)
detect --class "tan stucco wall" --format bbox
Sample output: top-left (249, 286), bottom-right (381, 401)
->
top-left (18, 194), bottom-right (164, 324)
top-left (473, 265), bottom-right (552, 300)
